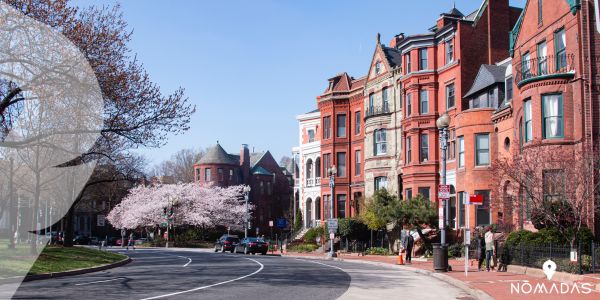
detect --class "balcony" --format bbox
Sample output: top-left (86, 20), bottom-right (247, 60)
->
top-left (315, 177), bottom-right (321, 186)
top-left (365, 103), bottom-right (391, 119)
top-left (515, 53), bottom-right (575, 87)
top-left (305, 177), bottom-right (321, 187)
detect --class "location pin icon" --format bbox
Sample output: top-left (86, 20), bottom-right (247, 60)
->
top-left (543, 260), bottom-right (557, 280)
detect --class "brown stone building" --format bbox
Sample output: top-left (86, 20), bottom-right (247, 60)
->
top-left (194, 143), bottom-right (293, 234)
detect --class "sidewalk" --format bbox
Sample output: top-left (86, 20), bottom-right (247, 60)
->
top-left (284, 251), bottom-right (600, 300)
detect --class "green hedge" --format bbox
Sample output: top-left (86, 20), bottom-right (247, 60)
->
top-left (365, 247), bottom-right (391, 256)
top-left (304, 227), bottom-right (325, 243)
top-left (506, 227), bottom-right (595, 248)
top-left (287, 243), bottom-right (319, 253)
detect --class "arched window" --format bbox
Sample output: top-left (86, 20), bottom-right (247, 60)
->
top-left (306, 158), bottom-right (313, 179)
top-left (315, 157), bottom-right (321, 178)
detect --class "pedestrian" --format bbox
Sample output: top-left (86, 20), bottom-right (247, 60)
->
top-left (484, 226), bottom-right (494, 271)
top-left (477, 230), bottom-right (486, 271)
top-left (403, 231), bottom-right (414, 263)
top-left (496, 241), bottom-right (508, 272)
top-left (127, 232), bottom-right (135, 250)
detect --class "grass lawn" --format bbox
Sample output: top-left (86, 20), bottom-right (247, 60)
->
top-left (29, 246), bottom-right (127, 275)
top-left (0, 244), bottom-right (127, 277)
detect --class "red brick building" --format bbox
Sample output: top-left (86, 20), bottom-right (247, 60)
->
top-left (506, 0), bottom-right (600, 233)
top-left (317, 73), bottom-right (366, 220)
top-left (193, 143), bottom-right (293, 234)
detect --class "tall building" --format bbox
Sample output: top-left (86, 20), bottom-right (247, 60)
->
top-left (193, 143), bottom-right (292, 235)
top-left (317, 73), bottom-right (366, 220)
top-left (292, 109), bottom-right (322, 228)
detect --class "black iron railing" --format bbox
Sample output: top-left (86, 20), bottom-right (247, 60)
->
top-left (365, 103), bottom-right (390, 118)
top-left (515, 53), bottom-right (575, 85)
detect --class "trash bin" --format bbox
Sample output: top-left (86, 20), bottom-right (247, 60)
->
top-left (433, 243), bottom-right (448, 272)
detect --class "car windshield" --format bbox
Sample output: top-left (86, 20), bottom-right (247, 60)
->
top-left (248, 238), bottom-right (264, 242)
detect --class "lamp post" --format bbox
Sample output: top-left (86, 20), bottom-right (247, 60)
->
top-left (327, 166), bottom-right (337, 258)
top-left (436, 112), bottom-right (450, 272)
top-left (243, 186), bottom-right (251, 239)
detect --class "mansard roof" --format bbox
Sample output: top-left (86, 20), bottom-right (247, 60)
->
top-left (197, 143), bottom-right (238, 165)
top-left (463, 65), bottom-right (507, 99)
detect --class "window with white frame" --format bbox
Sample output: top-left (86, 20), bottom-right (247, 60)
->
top-left (374, 129), bottom-right (387, 155)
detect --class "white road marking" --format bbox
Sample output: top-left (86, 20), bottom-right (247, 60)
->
top-left (139, 257), bottom-right (264, 300)
top-left (295, 258), bottom-right (345, 271)
top-left (75, 277), bottom-right (125, 286)
top-left (133, 254), bottom-right (191, 267)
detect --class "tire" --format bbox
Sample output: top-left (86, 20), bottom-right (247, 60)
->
top-left (230, 249), bottom-right (235, 254)
top-left (244, 247), bottom-right (249, 255)
top-left (262, 251), bottom-right (267, 255)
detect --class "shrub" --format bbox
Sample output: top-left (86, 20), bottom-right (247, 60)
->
top-left (304, 227), bottom-right (325, 243)
top-left (448, 243), bottom-right (464, 258)
top-left (365, 247), bottom-right (391, 256)
top-left (287, 243), bottom-right (318, 253)
top-left (506, 227), bottom-right (595, 248)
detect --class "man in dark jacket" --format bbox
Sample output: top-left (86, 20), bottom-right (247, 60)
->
top-left (402, 231), bottom-right (415, 263)
top-left (476, 231), bottom-right (486, 271)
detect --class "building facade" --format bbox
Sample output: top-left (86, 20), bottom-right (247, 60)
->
top-left (194, 143), bottom-right (293, 235)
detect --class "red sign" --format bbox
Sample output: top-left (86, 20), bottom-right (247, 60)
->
top-left (469, 194), bottom-right (484, 205)
top-left (438, 184), bottom-right (450, 200)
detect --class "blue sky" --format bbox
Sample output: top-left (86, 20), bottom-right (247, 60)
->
top-left (74, 0), bottom-right (526, 168)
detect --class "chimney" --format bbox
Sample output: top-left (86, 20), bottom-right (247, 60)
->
top-left (240, 144), bottom-right (250, 183)
top-left (486, 0), bottom-right (510, 64)
top-left (389, 33), bottom-right (404, 48)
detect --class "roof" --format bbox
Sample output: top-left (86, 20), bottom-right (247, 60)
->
top-left (463, 9), bottom-right (478, 21)
top-left (382, 46), bottom-right (402, 68)
top-left (250, 152), bottom-right (266, 168)
top-left (305, 108), bottom-right (319, 114)
top-left (252, 166), bottom-right (273, 176)
top-left (197, 144), bottom-right (239, 165)
top-left (280, 166), bottom-right (292, 176)
top-left (463, 65), bottom-right (507, 99)
top-left (442, 7), bottom-right (464, 17)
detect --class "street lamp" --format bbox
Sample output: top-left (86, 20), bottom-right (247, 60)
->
top-left (243, 186), bottom-right (251, 239)
top-left (327, 166), bottom-right (337, 258)
top-left (435, 112), bottom-right (450, 272)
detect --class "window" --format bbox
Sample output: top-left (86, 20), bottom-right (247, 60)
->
top-left (337, 152), bottom-right (346, 177)
top-left (419, 48), bottom-right (428, 70)
top-left (315, 158), bottom-right (321, 178)
top-left (418, 187), bottom-right (430, 200)
top-left (308, 129), bottom-right (315, 143)
top-left (323, 116), bottom-right (331, 139)
top-left (368, 93), bottom-right (374, 113)
top-left (406, 188), bottom-right (413, 200)
top-left (522, 52), bottom-right (531, 79)
top-left (406, 93), bottom-right (412, 117)
top-left (405, 53), bottom-right (411, 73)
top-left (229, 169), bottom-right (234, 181)
top-left (506, 77), bottom-right (513, 101)
top-left (337, 195), bottom-right (346, 218)
top-left (306, 159), bottom-right (313, 179)
top-left (538, 0), bottom-right (543, 23)
top-left (555, 28), bottom-right (566, 71)
top-left (355, 111), bottom-right (361, 135)
top-left (475, 190), bottom-right (491, 226)
top-left (449, 187), bottom-right (456, 229)
top-left (218, 168), bottom-right (224, 181)
top-left (323, 153), bottom-right (331, 174)
top-left (419, 90), bottom-right (428, 114)
top-left (375, 177), bottom-right (388, 191)
top-left (205, 168), bottom-right (212, 181)
top-left (355, 150), bottom-right (361, 176)
top-left (195, 168), bottom-right (200, 181)
top-left (375, 61), bottom-right (381, 74)
top-left (458, 192), bottom-right (466, 227)
top-left (420, 134), bottom-right (428, 162)
top-left (446, 39), bottom-right (454, 64)
top-left (537, 41), bottom-right (547, 75)
top-left (458, 136), bottom-right (465, 168)
top-left (543, 169), bottom-right (564, 202)
top-left (524, 99), bottom-right (532, 142)
top-left (382, 87), bottom-right (389, 111)
top-left (337, 114), bottom-right (346, 137)
top-left (449, 129), bottom-right (456, 160)
top-left (267, 181), bottom-right (272, 195)
top-left (374, 129), bottom-right (387, 155)
top-left (446, 84), bottom-right (455, 109)
top-left (542, 94), bottom-right (564, 139)
top-left (406, 136), bottom-right (412, 164)
top-left (475, 134), bottom-right (490, 166)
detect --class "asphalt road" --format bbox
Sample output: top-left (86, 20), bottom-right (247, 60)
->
top-left (3, 248), bottom-right (470, 300)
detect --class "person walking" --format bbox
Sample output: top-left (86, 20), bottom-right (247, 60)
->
top-left (484, 226), bottom-right (494, 271)
top-left (404, 231), bottom-right (414, 264)
top-left (477, 231), bottom-right (486, 271)
top-left (127, 232), bottom-right (135, 250)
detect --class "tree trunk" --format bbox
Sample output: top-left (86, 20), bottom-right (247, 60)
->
top-left (63, 205), bottom-right (75, 247)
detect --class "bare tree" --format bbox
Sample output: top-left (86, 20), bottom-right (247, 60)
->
top-left (492, 141), bottom-right (600, 248)
top-left (151, 148), bottom-right (205, 183)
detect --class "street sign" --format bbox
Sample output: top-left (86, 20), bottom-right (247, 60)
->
top-left (438, 184), bottom-right (451, 200)
top-left (97, 215), bottom-right (105, 227)
top-left (327, 218), bottom-right (338, 232)
top-left (269, 220), bottom-right (274, 227)
top-left (276, 218), bottom-right (287, 229)
top-left (464, 228), bottom-right (471, 246)
top-left (468, 194), bottom-right (484, 205)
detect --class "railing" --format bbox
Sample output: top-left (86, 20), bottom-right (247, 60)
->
top-left (504, 242), bottom-right (600, 274)
top-left (365, 103), bottom-right (390, 118)
top-left (306, 178), bottom-right (314, 187)
top-left (515, 53), bottom-right (575, 86)
top-left (315, 177), bottom-right (321, 185)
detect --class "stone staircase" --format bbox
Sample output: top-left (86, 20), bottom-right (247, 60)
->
top-left (291, 227), bottom-right (310, 242)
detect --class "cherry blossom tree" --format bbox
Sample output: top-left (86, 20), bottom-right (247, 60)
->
top-left (107, 183), bottom-right (250, 231)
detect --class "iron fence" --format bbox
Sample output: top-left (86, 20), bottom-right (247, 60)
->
top-left (503, 241), bottom-right (600, 274)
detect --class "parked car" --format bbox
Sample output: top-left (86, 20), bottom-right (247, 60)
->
top-left (214, 235), bottom-right (239, 253)
top-left (90, 237), bottom-right (100, 245)
top-left (73, 235), bottom-right (91, 245)
top-left (235, 237), bottom-right (268, 255)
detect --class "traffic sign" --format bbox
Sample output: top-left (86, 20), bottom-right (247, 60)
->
top-left (97, 215), bottom-right (105, 227)
top-left (468, 194), bottom-right (484, 205)
top-left (438, 184), bottom-right (450, 200)
top-left (269, 220), bottom-right (274, 227)
top-left (276, 218), bottom-right (287, 229)
top-left (327, 219), bottom-right (338, 232)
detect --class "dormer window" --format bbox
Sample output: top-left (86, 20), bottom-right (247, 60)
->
top-left (375, 62), bottom-right (382, 74)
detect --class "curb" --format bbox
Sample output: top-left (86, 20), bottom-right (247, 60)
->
top-left (0, 256), bottom-right (131, 284)
top-left (284, 254), bottom-right (493, 300)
